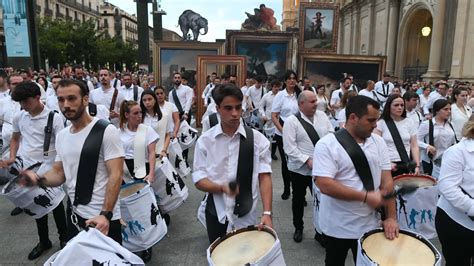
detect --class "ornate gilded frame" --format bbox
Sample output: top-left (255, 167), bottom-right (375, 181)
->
top-left (195, 55), bottom-right (246, 127)
top-left (298, 2), bottom-right (340, 53)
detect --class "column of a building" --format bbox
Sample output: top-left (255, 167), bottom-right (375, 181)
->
top-left (385, 0), bottom-right (400, 76)
top-left (449, 0), bottom-right (471, 80)
top-left (423, 0), bottom-right (447, 81)
top-left (367, 0), bottom-right (375, 55)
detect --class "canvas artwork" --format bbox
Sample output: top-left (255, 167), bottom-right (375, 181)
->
top-left (299, 3), bottom-right (339, 53)
top-left (236, 41), bottom-right (287, 79)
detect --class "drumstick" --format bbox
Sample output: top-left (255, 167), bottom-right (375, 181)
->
top-left (383, 184), bottom-right (418, 199)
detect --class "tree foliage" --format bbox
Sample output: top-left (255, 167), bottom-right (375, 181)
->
top-left (38, 17), bottom-right (138, 71)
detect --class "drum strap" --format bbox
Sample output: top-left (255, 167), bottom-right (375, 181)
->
top-left (234, 126), bottom-right (254, 217)
top-left (209, 113), bottom-right (218, 128)
top-left (73, 119), bottom-right (110, 206)
top-left (172, 89), bottom-right (184, 116)
top-left (43, 111), bottom-right (56, 157)
top-left (428, 119), bottom-right (459, 148)
top-left (295, 112), bottom-right (320, 146)
top-left (335, 129), bottom-right (374, 191)
top-left (133, 85), bottom-right (138, 101)
top-left (88, 102), bottom-right (97, 117)
top-left (133, 124), bottom-right (148, 179)
top-left (385, 119), bottom-right (410, 163)
top-left (109, 88), bottom-right (118, 111)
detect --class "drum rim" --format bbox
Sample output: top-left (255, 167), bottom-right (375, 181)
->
top-left (209, 225), bottom-right (277, 254)
top-left (2, 162), bottom-right (43, 194)
top-left (359, 228), bottom-right (441, 264)
top-left (392, 174), bottom-right (436, 185)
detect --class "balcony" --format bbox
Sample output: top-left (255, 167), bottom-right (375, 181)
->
top-left (125, 25), bottom-right (137, 34)
top-left (44, 8), bottom-right (53, 17)
top-left (56, 12), bottom-right (65, 19)
top-left (57, 0), bottom-right (99, 17)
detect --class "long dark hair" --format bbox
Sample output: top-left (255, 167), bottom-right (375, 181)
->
top-left (432, 99), bottom-right (450, 118)
top-left (140, 89), bottom-right (162, 121)
top-left (282, 70), bottom-right (301, 97)
top-left (380, 94), bottom-right (407, 121)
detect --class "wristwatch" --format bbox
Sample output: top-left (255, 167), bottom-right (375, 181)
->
top-left (263, 211), bottom-right (272, 217)
top-left (100, 211), bottom-right (113, 221)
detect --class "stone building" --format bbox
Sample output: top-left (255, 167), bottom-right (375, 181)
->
top-left (282, 0), bottom-right (473, 82)
top-left (35, 0), bottom-right (101, 23)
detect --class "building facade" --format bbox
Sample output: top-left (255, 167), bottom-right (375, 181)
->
top-left (282, 0), bottom-right (474, 82)
top-left (35, 0), bottom-right (101, 23)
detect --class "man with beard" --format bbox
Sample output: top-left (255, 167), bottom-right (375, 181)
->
top-left (22, 79), bottom-right (124, 244)
top-left (72, 64), bottom-right (95, 93)
top-left (169, 73), bottom-right (194, 123)
top-left (0, 81), bottom-right (68, 260)
top-left (330, 77), bottom-right (353, 120)
top-left (89, 68), bottom-right (125, 127)
top-left (119, 73), bottom-right (143, 101)
top-left (374, 73), bottom-right (394, 104)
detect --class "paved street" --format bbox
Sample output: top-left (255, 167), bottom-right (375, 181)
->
top-left (0, 146), bottom-right (442, 265)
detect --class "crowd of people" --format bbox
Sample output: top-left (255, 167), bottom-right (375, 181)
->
top-left (0, 64), bottom-right (473, 265)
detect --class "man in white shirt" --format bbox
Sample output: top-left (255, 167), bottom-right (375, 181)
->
top-left (193, 83), bottom-right (273, 244)
top-left (19, 68), bottom-right (47, 103)
top-left (374, 73), bottom-right (394, 104)
top-left (245, 75), bottom-right (266, 111)
top-left (313, 95), bottom-right (398, 264)
top-left (23, 79), bottom-right (125, 244)
top-left (72, 65), bottom-right (95, 93)
top-left (168, 73), bottom-right (194, 122)
top-left (404, 91), bottom-right (423, 128)
top-left (0, 70), bottom-right (9, 98)
top-left (283, 91), bottom-right (333, 243)
top-left (241, 77), bottom-right (253, 110)
top-left (358, 80), bottom-right (377, 100)
top-left (89, 68), bottom-right (125, 127)
top-left (302, 77), bottom-right (316, 93)
top-left (423, 81), bottom-right (448, 117)
top-left (259, 80), bottom-right (280, 160)
top-left (202, 76), bottom-right (220, 107)
top-left (0, 81), bottom-right (68, 260)
top-left (119, 73), bottom-right (144, 102)
top-left (110, 72), bottom-right (122, 90)
top-left (330, 77), bottom-right (353, 118)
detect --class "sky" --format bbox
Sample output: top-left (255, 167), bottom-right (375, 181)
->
top-left (107, 0), bottom-right (283, 42)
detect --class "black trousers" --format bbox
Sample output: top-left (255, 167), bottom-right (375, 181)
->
top-left (205, 207), bottom-right (228, 244)
top-left (274, 134), bottom-right (291, 193)
top-left (290, 171), bottom-right (312, 230)
top-left (422, 160), bottom-right (433, 176)
top-left (271, 142), bottom-right (277, 156)
top-left (436, 208), bottom-right (474, 266)
top-left (324, 235), bottom-right (358, 266)
top-left (36, 201), bottom-right (68, 244)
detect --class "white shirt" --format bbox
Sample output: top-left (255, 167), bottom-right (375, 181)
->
top-left (159, 101), bottom-right (179, 133)
top-left (201, 112), bottom-right (220, 133)
top-left (119, 125), bottom-right (159, 160)
top-left (89, 86), bottom-right (125, 126)
top-left (259, 91), bottom-right (276, 120)
top-left (110, 78), bottom-right (122, 89)
top-left (283, 111), bottom-right (333, 176)
top-left (271, 89), bottom-right (299, 135)
top-left (246, 85), bottom-right (266, 110)
top-left (12, 106), bottom-right (64, 168)
top-left (0, 96), bottom-right (20, 159)
top-left (330, 87), bottom-right (354, 118)
top-left (241, 86), bottom-right (249, 110)
top-left (406, 109), bottom-right (423, 128)
top-left (313, 133), bottom-right (391, 239)
top-left (437, 139), bottom-right (474, 230)
top-left (168, 84), bottom-right (194, 114)
top-left (451, 104), bottom-right (472, 140)
top-left (118, 85), bottom-right (144, 101)
top-left (55, 118), bottom-right (124, 220)
top-left (424, 91), bottom-right (447, 115)
top-left (0, 89), bottom-right (10, 98)
top-left (192, 123), bottom-right (271, 228)
top-left (376, 119), bottom-right (417, 162)
top-left (316, 94), bottom-right (329, 112)
top-left (45, 87), bottom-right (56, 98)
top-left (374, 81), bottom-right (394, 103)
top-left (417, 119), bottom-right (457, 163)
top-left (143, 112), bottom-right (172, 153)
top-left (358, 89), bottom-right (377, 100)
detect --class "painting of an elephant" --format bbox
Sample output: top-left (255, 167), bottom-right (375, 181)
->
top-left (178, 10), bottom-right (208, 41)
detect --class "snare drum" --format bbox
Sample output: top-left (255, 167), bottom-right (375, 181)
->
top-left (393, 174), bottom-right (438, 239)
top-left (1, 162), bottom-right (65, 219)
top-left (119, 181), bottom-right (167, 252)
top-left (357, 228), bottom-right (441, 266)
top-left (207, 226), bottom-right (286, 266)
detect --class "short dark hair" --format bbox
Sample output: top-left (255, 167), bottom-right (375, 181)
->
top-left (72, 64), bottom-right (83, 72)
top-left (255, 75), bottom-right (265, 83)
top-left (270, 80), bottom-right (281, 88)
top-left (343, 77), bottom-right (352, 83)
top-left (11, 81), bottom-right (41, 102)
top-left (221, 73), bottom-right (230, 80)
top-left (214, 83), bottom-right (243, 106)
top-left (0, 69), bottom-right (7, 79)
top-left (51, 75), bottom-right (62, 80)
top-left (58, 79), bottom-right (89, 96)
top-left (383, 73), bottom-right (391, 77)
top-left (403, 90), bottom-right (419, 101)
top-left (432, 99), bottom-right (450, 116)
top-left (381, 94), bottom-right (406, 121)
top-left (345, 95), bottom-right (380, 120)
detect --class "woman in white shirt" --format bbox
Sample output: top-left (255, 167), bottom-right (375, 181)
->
top-left (154, 86), bottom-right (180, 139)
top-left (417, 99), bottom-right (457, 178)
top-left (451, 87), bottom-right (472, 140)
top-left (271, 70), bottom-right (301, 200)
top-left (435, 117), bottom-right (474, 265)
top-left (315, 85), bottom-right (331, 115)
top-left (119, 100), bottom-right (159, 262)
top-left (336, 90), bottom-right (358, 129)
top-left (375, 94), bottom-right (420, 176)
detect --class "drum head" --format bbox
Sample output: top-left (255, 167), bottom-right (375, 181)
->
top-left (393, 174), bottom-right (436, 188)
top-left (210, 226), bottom-right (276, 265)
top-left (120, 181), bottom-right (146, 199)
top-left (2, 162), bottom-right (42, 194)
top-left (361, 229), bottom-right (437, 265)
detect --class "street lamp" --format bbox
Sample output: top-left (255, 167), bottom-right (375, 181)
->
top-left (421, 26), bottom-right (431, 37)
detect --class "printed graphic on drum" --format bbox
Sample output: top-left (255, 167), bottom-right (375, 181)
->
top-left (168, 139), bottom-right (191, 177)
top-left (207, 225), bottom-right (286, 266)
top-left (119, 181), bottom-right (167, 252)
top-left (1, 162), bottom-right (65, 219)
top-left (177, 120), bottom-right (198, 150)
top-left (393, 174), bottom-right (438, 239)
top-left (152, 157), bottom-right (188, 214)
top-left (357, 228), bottom-right (441, 266)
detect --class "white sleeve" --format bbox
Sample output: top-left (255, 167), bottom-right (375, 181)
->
top-left (146, 125), bottom-right (160, 146)
top-left (184, 88), bottom-right (194, 113)
top-left (417, 121), bottom-right (429, 149)
top-left (192, 138), bottom-right (209, 184)
top-left (312, 138), bottom-right (338, 178)
top-left (271, 93), bottom-right (282, 113)
top-left (283, 117), bottom-right (309, 167)
top-left (102, 125), bottom-right (125, 161)
top-left (255, 130), bottom-right (272, 174)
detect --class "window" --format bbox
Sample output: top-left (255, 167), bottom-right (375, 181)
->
top-left (104, 19), bottom-right (108, 27)
top-left (75, 11), bottom-right (78, 20)
top-left (66, 8), bottom-right (69, 18)
top-left (55, 4), bottom-right (59, 15)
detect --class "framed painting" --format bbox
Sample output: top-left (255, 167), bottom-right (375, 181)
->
top-left (152, 41), bottom-right (225, 90)
top-left (299, 54), bottom-right (387, 91)
top-left (195, 55), bottom-right (246, 127)
top-left (226, 30), bottom-right (297, 80)
top-left (298, 2), bottom-right (339, 53)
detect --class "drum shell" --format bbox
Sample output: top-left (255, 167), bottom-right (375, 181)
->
top-left (119, 181), bottom-right (167, 252)
top-left (356, 228), bottom-right (441, 266)
top-left (312, 181), bottom-right (322, 234)
top-left (168, 139), bottom-right (191, 177)
top-left (152, 157), bottom-right (189, 214)
top-left (207, 226), bottom-right (286, 266)
top-left (177, 120), bottom-right (198, 150)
